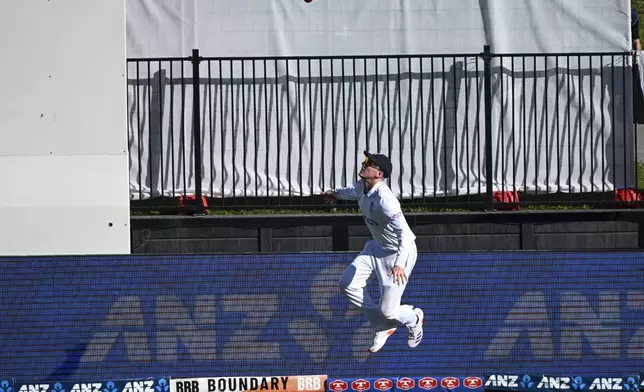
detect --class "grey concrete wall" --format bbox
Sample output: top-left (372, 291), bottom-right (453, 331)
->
top-left (131, 211), bottom-right (644, 254)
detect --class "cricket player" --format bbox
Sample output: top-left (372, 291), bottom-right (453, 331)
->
top-left (324, 151), bottom-right (423, 353)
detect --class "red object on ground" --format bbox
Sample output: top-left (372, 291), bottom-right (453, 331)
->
top-left (178, 195), bottom-right (209, 213)
top-left (493, 191), bottom-right (520, 211)
top-left (614, 188), bottom-right (642, 208)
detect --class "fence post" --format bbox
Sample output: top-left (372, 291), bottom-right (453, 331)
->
top-left (483, 44), bottom-right (494, 210)
top-left (191, 49), bottom-right (205, 215)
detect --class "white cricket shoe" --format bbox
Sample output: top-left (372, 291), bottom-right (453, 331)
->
top-left (407, 308), bottom-right (424, 348)
top-left (368, 327), bottom-right (396, 353)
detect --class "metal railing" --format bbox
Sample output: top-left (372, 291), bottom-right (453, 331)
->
top-left (127, 46), bottom-right (639, 213)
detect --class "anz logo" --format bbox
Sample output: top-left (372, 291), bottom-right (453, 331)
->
top-left (485, 376), bottom-right (636, 391)
top-left (122, 381), bottom-right (154, 392)
top-left (363, 216), bottom-right (379, 226)
top-left (18, 386), bottom-right (49, 392)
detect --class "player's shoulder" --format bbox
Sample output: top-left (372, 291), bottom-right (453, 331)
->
top-left (376, 183), bottom-right (401, 209)
top-left (375, 181), bottom-right (396, 197)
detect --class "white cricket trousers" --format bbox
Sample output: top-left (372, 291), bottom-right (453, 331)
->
top-left (339, 240), bottom-right (418, 332)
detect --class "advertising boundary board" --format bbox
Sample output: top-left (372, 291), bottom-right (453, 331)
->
top-left (0, 252), bottom-right (642, 381)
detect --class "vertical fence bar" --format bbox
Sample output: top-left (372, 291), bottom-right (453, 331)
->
top-left (533, 55), bottom-right (538, 198)
top-left (135, 62), bottom-right (143, 200)
top-left (275, 59), bottom-right (281, 203)
top-left (600, 55), bottom-right (606, 193)
top-left (464, 55), bottom-right (471, 200)
top-left (544, 55), bottom-right (550, 195)
top-left (475, 57), bottom-right (481, 197)
top-left (341, 59), bottom-right (348, 188)
top-left (375, 59), bottom-right (381, 153)
top-left (409, 56), bottom-right (415, 204)
top-left (386, 59), bottom-right (392, 189)
top-left (169, 60), bottom-right (176, 200)
top-left (622, 54), bottom-right (628, 192)
top-left (483, 45), bottom-right (494, 210)
top-left (263, 59), bottom-right (270, 204)
top-left (441, 57), bottom-right (448, 198)
top-left (208, 60), bottom-right (214, 199)
top-left (397, 57), bottom-right (404, 197)
top-left (364, 58), bottom-right (370, 152)
top-left (420, 57), bottom-right (427, 200)
top-left (308, 58), bottom-right (314, 200)
top-left (578, 55), bottom-right (584, 197)
top-left (158, 61), bottom-right (165, 200)
top-left (589, 55), bottom-right (595, 193)
top-left (181, 61), bottom-right (187, 198)
top-left (452, 56), bottom-right (459, 202)
top-left (634, 53), bottom-right (640, 194)
top-left (230, 60), bottom-right (237, 205)
top-left (191, 49), bottom-right (205, 214)
top-left (611, 56), bottom-right (616, 195)
top-left (500, 56), bottom-right (505, 196)
top-left (567, 55), bottom-right (572, 201)
top-left (555, 56), bottom-right (561, 193)
top-left (431, 58), bottom-right (438, 199)
top-left (241, 59), bottom-right (248, 201)
top-left (522, 56), bottom-right (527, 195)
top-left (296, 59), bottom-right (303, 203)
top-left (252, 60), bottom-right (259, 203)
top-left (511, 57), bottom-right (517, 194)
top-left (352, 58), bottom-right (359, 181)
top-left (147, 61), bottom-right (152, 200)
top-left (318, 59), bottom-right (324, 195)
top-left (330, 59), bottom-right (337, 190)
top-left (219, 60), bottom-right (225, 207)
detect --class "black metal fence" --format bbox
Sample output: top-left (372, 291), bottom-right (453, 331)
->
top-left (127, 45), bottom-right (639, 213)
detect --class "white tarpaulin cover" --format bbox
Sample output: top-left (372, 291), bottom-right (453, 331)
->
top-left (126, 0), bottom-right (635, 200)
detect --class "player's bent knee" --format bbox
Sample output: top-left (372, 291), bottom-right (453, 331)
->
top-left (338, 266), bottom-right (357, 294)
top-left (380, 305), bottom-right (398, 320)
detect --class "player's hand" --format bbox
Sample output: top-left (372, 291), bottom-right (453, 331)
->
top-left (388, 266), bottom-right (407, 285)
top-left (323, 190), bottom-right (336, 204)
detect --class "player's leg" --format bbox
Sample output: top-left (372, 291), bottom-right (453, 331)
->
top-left (376, 242), bottom-right (424, 348)
top-left (338, 240), bottom-right (382, 327)
top-left (339, 241), bottom-right (395, 353)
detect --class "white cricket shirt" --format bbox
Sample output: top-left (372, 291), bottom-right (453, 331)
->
top-left (333, 180), bottom-right (416, 266)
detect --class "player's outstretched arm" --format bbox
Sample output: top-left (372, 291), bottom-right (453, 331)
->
top-left (323, 182), bottom-right (360, 204)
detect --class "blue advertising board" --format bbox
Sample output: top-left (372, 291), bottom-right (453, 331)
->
top-left (0, 252), bottom-right (642, 381)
